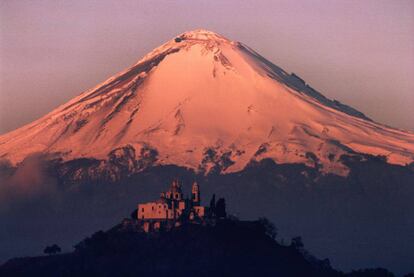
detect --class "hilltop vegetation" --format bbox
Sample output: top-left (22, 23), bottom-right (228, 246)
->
top-left (1, 217), bottom-right (405, 277)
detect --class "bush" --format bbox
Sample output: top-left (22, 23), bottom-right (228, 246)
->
top-left (43, 244), bottom-right (61, 255)
top-left (258, 217), bottom-right (277, 239)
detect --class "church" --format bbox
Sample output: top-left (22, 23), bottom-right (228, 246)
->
top-left (137, 180), bottom-right (208, 232)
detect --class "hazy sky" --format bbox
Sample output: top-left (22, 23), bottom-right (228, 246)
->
top-left (0, 0), bottom-right (413, 134)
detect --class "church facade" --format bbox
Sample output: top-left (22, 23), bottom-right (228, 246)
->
top-left (137, 180), bottom-right (208, 232)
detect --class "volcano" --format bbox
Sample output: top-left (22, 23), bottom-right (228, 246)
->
top-left (1, 30), bottom-right (414, 274)
top-left (1, 29), bottom-right (413, 176)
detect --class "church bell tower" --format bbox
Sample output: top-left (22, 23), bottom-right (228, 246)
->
top-left (191, 182), bottom-right (200, 206)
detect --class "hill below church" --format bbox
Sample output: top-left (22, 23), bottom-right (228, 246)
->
top-left (2, 218), bottom-right (402, 277)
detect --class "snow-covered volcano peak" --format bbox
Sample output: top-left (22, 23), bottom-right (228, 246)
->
top-left (0, 30), bottom-right (413, 176)
top-left (136, 29), bottom-right (232, 68)
top-left (179, 29), bottom-right (231, 42)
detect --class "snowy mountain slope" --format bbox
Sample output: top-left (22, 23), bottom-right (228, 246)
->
top-left (0, 29), bottom-right (413, 176)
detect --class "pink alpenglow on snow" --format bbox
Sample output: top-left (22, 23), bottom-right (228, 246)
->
top-left (0, 29), bottom-right (413, 176)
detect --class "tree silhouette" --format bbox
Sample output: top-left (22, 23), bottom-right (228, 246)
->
top-left (258, 217), bottom-right (277, 239)
top-left (43, 244), bottom-right (61, 255)
top-left (291, 236), bottom-right (304, 249)
top-left (215, 198), bottom-right (226, 218)
top-left (209, 194), bottom-right (216, 215)
top-left (130, 208), bottom-right (138, 220)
